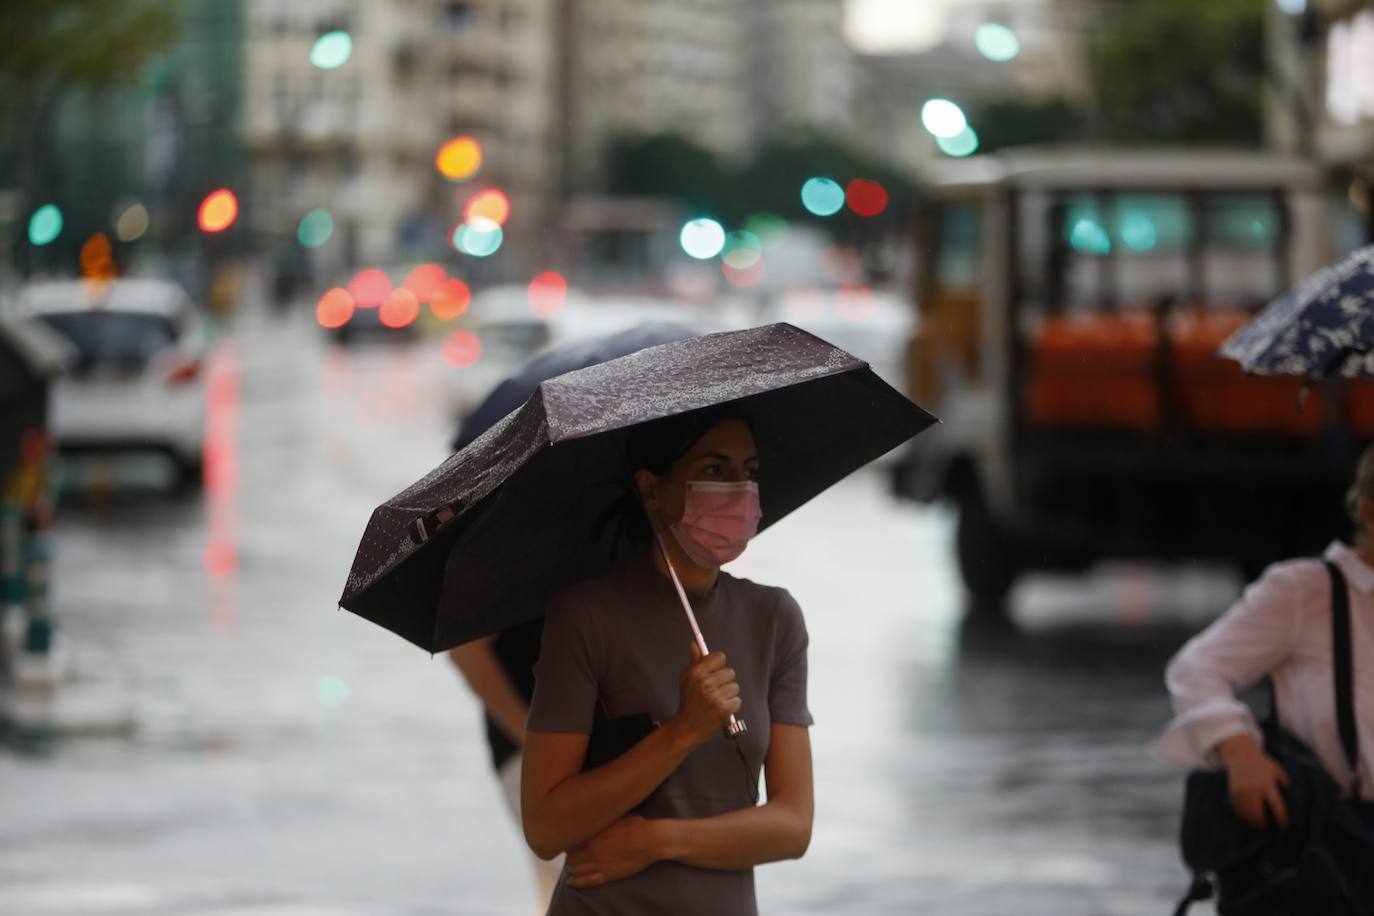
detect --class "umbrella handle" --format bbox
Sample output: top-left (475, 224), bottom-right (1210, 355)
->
top-left (658, 538), bottom-right (748, 739)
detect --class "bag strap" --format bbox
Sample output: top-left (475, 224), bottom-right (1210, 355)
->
top-left (1325, 559), bottom-right (1361, 795)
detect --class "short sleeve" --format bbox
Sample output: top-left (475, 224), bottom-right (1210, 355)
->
top-left (526, 593), bottom-right (601, 735)
top-left (769, 589), bottom-right (814, 727)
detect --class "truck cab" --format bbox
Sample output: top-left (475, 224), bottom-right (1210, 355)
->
top-left (899, 148), bottom-right (1372, 604)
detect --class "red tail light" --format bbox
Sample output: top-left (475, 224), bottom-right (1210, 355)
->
top-left (166, 358), bottom-right (202, 385)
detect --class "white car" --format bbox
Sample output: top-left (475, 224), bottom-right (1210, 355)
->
top-left (17, 278), bottom-right (209, 488)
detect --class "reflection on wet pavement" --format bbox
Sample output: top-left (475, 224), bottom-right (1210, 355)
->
top-left (0, 308), bottom-right (1241, 915)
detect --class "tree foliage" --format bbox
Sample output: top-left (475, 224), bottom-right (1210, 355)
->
top-left (1087, 0), bottom-right (1266, 145)
top-left (0, 0), bottom-right (179, 88)
top-left (605, 131), bottom-right (917, 230)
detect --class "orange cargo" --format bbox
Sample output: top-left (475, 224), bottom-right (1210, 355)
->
top-left (1027, 309), bottom-right (1358, 436)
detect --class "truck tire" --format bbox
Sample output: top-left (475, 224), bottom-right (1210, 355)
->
top-left (955, 484), bottom-right (1020, 606)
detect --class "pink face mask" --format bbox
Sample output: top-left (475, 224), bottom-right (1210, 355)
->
top-left (669, 481), bottom-right (762, 568)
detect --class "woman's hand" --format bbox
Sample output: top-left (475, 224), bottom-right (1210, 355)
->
top-left (668, 641), bottom-right (741, 748)
top-left (1218, 734), bottom-right (1291, 830)
top-left (566, 816), bottom-right (659, 888)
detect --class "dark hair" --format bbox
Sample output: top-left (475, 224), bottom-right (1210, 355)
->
top-left (626, 405), bottom-right (753, 476)
top-left (612, 406), bottom-right (754, 546)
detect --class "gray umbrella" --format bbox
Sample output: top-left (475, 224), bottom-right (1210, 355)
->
top-left (339, 322), bottom-right (936, 653)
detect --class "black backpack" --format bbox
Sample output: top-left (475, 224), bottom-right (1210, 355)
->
top-left (1174, 561), bottom-right (1374, 915)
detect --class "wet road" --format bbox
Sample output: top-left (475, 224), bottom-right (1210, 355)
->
top-left (0, 305), bottom-right (1243, 915)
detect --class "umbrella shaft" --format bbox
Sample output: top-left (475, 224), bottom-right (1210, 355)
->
top-left (659, 537), bottom-right (746, 736)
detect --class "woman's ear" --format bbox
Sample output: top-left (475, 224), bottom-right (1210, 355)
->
top-left (634, 469), bottom-right (659, 511)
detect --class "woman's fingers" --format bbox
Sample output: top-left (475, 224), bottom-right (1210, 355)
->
top-left (1265, 785), bottom-right (1290, 829)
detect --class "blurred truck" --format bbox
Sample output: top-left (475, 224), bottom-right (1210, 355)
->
top-left (897, 148), bottom-right (1373, 605)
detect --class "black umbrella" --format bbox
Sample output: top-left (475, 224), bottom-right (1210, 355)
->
top-left (1220, 244), bottom-right (1374, 379)
top-left (340, 322), bottom-right (936, 653)
top-left (452, 322), bottom-right (699, 452)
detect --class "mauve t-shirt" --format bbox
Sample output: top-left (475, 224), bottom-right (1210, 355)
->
top-left (527, 556), bottom-right (814, 916)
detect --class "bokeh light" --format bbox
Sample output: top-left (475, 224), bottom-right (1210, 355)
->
top-left (27, 204), bottom-right (63, 246)
top-left (347, 268), bottom-right (392, 307)
top-left (1276, 0), bottom-right (1306, 13)
top-left (1120, 212), bottom-right (1158, 252)
top-left (846, 179), bottom-right (889, 217)
top-left (436, 136), bottom-right (483, 182)
top-left (801, 178), bottom-right (845, 217)
top-left (975, 23), bottom-right (1021, 61)
top-left (744, 213), bottom-right (789, 245)
top-left (921, 99), bottom-right (968, 138)
top-left (453, 218), bottom-right (504, 257)
top-left (722, 231), bottom-right (763, 270)
top-left (443, 330), bottom-right (483, 368)
top-left (822, 246), bottom-right (864, 285)
top-left (680, 218), bottom-right (726, 259)
top-left (722, 258), bottom-right (765, 288)
top-left (1069, 218), bottom-right (1112, 254)
top-left (403, 263), bottom-right (447, 302)
top-left (430, 278), bottom-right (472, 320)
top-left (837, 284), bottom-right (877, 320)
top-left (316, 287), bottom-right (355, 328)
top-left (198, 189), bottom-right (239, 233)
top-left (315, 675), bottom-right (351, 707)
top-left (528, 271), bottom-right (568, 317)
top-left (115, 202), bottom-right (149, 242)
top-left (80, 233), bottom-right (116, 279)
top-left (464, 189), bottom-right (511, 226)
top-left (379, 288), bottom-right (420, 328)
top-left (936, 126), bottom-right (980, 157)
top-left (297, 209), bottom-right (335, 248)
top-left (311, 31), bottom-right (353, 70)
top-left (204, 541), bottom-right (237, 579)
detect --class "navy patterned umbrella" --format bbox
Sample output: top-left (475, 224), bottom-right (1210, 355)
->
top-left (1221, 245), bottom-right (1374, 379)
top-left (339, 322), bottom-right (936, 653)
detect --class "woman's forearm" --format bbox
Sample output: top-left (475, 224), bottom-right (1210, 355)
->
top-left (653, 800), bottom-right (811, 870)
top-left (527, 722), bottom-right (697, 859)
top-left (448, 639), bottom-right (529, 746)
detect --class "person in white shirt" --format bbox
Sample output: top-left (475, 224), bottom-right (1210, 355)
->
top-left (1152, 445), bottom-right (1374, 830)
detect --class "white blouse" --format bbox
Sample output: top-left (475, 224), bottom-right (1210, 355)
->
top-left (1151, 542), bottom-right (1374, 800)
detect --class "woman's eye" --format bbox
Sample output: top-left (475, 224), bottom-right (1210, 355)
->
top-left (702, 465), bottom-right (722, 477)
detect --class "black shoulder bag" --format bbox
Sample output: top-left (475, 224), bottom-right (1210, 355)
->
top-left (1173, 561), bottom-right (1374, 915)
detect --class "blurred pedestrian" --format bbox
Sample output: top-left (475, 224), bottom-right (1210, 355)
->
top-left (449, 620), bottom-right (563, 911)
top-left (520, 408), bottom-right (814, 915)
top-left (1153, 444), bottom-right (1374, 898)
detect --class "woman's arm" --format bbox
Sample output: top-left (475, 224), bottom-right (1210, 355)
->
top-left (448, 636), bottom-right (529, 747)
top-left (565, 723), bottom-right (813, 887)
top-left (523, 641), bottom-right (741, 860)
top-left (1151, 562), bottom-right (1305, 767)
top-left (657, 722), bottom-right (814, 868)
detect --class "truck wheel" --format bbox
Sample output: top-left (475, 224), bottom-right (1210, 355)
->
top-left (955, 486), bottom-right (1019, 606)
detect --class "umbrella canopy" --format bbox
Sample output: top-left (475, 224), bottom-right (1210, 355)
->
top-left (1221, 244), bottom-right (1374, 379)
top-left (452, 322), bottom-right (698, 451)
top-left (340, 322), bottom-right (936, 653)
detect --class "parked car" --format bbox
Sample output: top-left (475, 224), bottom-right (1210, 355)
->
top-left (16, 278), bottom-right (209, 489)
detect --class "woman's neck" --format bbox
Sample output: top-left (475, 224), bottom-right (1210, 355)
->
top-left (1359, 541), bottom-right (1374, 571)
top-left (648, 536), bottom-right (719, 595)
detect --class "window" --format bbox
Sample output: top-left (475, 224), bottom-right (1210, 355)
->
top-left (1026, 190), bottom-right (1287, 314)
top-left (40, 312), bottom-right (177, 371)
top-left (933, 203), bottom-right (980, 292)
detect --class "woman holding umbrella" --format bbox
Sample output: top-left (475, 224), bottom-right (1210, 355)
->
top-left (338, 323), bottom-right (933, 912)
top-left (521, 407), bottom-right (814, 915)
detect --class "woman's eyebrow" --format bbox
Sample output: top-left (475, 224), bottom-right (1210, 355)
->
top-left (699, 451), bottom-right (760, 463)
